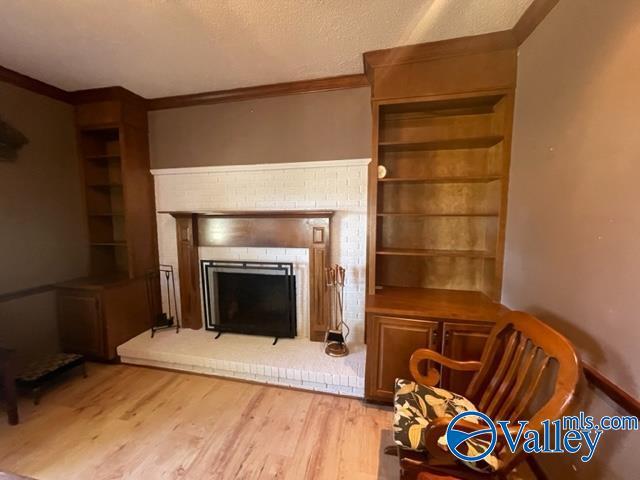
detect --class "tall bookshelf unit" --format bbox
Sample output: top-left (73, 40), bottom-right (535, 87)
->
top-left (373, 92), bottom-right (513, 300)
top-left (363, 41), bottom-right (516, 402)
top-left (81, 127), bottom-right (128, 275)
top-left (56, 89), bottom-right (159, 360)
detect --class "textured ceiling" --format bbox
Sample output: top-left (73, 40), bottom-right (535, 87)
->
top-left (0, 0), bottom-right (533, 98)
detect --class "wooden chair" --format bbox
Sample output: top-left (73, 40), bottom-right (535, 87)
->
top-left (394, 311), bottom-right (580, 480)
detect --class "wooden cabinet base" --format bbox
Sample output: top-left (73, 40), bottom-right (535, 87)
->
top-left (364, 287), bottom-right (503, 403)
top-left (56, 276), bottom-right (151, 361)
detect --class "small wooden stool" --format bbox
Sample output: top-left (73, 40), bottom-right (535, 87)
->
top-left (16, 353), bottom-right (86, 405)
top-left (0, 348), bottom-right (18, 425)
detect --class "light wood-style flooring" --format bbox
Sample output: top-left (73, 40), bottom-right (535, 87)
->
top-left (0, 363), bottom-right (396, 480)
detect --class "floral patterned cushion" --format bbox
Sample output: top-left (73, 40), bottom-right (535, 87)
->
top-left (393, 378), bottom-right (500, 473)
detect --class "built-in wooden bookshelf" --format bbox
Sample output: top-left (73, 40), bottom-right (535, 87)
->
top-left (75, 93), bottom-right (158, 280)
top-left (79, 127), bottom-right (128, 276)
top-left (57, 88), bottom-right (158, 361)
top-left (369, 91), bottom-right (513, 300)
top-left (362, 37), bottom-right (517, 403)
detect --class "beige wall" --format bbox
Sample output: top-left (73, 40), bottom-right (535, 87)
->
top-left (505, 0), bottom-right (640, 396)
top-left (149, 87), bottom-right (371, 168)
top-left (0, 81), bottom-right (87, 361)
top-left (504, 1), bottom-right (639, 477)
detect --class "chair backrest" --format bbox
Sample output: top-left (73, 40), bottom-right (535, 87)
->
top-left (465, 311), bottom-right (580, 464)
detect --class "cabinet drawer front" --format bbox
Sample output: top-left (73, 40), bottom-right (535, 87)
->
top-left (366, 315), bottom-right (439, 402)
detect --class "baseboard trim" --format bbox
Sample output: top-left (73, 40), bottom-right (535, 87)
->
top-left (583, 363), bottom-right (640, 416)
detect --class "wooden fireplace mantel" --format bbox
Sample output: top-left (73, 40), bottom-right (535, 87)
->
top-left (160, 210), bottom-right (334, 218)
top-left (166, 210), bottom-right (334, 341)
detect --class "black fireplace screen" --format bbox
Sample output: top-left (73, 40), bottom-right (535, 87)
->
top-left (201, 260), bottom-right (296, 339)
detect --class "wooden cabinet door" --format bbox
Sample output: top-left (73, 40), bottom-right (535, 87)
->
top-left (57, 290), bottom-right (104, 358)
top-left (365, 314), bottom-right (439, 402)
top-left (440, 322), bottom-right (492, 396)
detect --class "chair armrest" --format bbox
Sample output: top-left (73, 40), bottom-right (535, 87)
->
top-left (409, 349), bottom-right (482, 386)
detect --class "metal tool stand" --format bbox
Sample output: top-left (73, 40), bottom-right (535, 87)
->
top-left (146, 264), bottom-right (180, 337)
top-left (324, 264), bottom-right (350, 357)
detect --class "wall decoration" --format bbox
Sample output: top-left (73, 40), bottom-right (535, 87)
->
top-left (0, 116), bottom-right (29, 160)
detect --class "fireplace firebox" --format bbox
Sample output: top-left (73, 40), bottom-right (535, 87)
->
top-left (201, 260), bottom-right (296, 343)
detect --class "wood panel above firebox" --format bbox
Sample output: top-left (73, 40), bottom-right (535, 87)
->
top-left (166, 210), bottom-right (334, 341)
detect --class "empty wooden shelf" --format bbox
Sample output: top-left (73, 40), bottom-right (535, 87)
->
top-left (378, 175), bottom-right (502, 184)
top-left (366, 287), bottom-right (507, 321)
top-left (378, 136), bottom-right (504, 152)
top-left (376, 248), bottom-right (495, 259)
top-left (376, 212), bottom-right (499, 217)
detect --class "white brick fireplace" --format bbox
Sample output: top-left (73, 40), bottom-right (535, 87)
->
top-left (118, 158), bottom-right (370, 397)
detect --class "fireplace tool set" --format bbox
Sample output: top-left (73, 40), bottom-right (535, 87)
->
top-left (145, 264), bottom-right (180, 337)
top-left (324, 264), bottom-right (350, 357)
